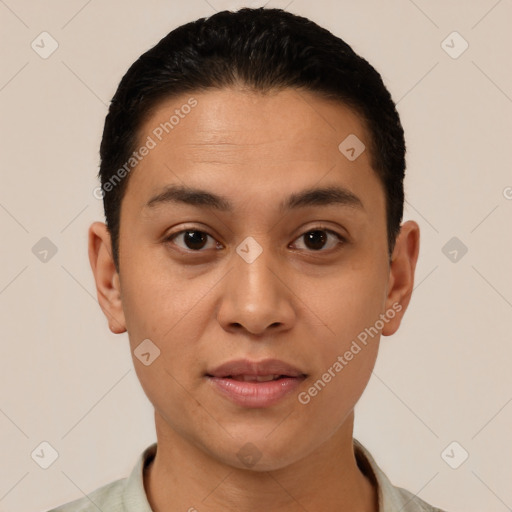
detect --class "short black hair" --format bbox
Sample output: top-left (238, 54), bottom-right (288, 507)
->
top-left (99, 7), bottom-right (406, 270)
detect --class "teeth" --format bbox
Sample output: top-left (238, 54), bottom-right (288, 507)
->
top-left (230, 375), bottom-right (281, 382)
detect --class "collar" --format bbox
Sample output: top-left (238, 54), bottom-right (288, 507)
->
top-left (353, 438), bottom-right (438, 511)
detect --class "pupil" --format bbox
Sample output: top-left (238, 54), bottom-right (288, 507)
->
top-left (185, 230), bottom-right (207, 250)
top-left (305, 230), bottom-right (327, 250)
top-left (183, 230), bottom-right (327, 251)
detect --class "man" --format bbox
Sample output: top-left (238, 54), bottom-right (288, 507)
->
top-left (49, 7), bottom-right (447, 511)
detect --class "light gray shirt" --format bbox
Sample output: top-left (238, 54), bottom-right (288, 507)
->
top-left (47, 438), bottom-right (447, 511)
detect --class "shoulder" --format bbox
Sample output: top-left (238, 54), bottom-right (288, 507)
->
top-left (390, 484), bottom-right (448, 512)
top-left (353, 438), bottom-right (449, 512)
top-left (45, 442), bottom-right (157, 512)
top-left (46, 477), bottom-right (126, 512)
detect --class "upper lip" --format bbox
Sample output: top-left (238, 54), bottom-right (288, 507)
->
top-left (206, 358), bottom-right (307, 378)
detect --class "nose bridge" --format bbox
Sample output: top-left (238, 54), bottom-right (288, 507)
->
top-left (237, 236), bottom-right (276, 292)
top-left (217, 235), bottom-right (295, 334)
top-left (234, 234), bottom-right (281, 306)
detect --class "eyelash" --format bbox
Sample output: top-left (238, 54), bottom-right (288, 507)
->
top-left (163, 226), bottom-right (346, 254)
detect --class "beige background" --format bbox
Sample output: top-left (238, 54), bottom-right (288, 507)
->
top-left (1, 1), bottom-right (511, 511)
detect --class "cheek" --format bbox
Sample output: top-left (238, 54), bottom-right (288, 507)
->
top-left (298, 277), bottom-right (384, 422)
top-left (299, 341), bottom-right (378, 435)
top-left (122, 277), bottom-right (208, 422)
top-left (119, 255), bottom-right (203, 340)
top-left (307, 263), bottom-right (388, 342)
top-left (302, 261), bottom-right (387, 390)
top-left (119, 260), bottom-right (217, 386)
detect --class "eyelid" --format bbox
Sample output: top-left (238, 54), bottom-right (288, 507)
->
top-left (164, 224), bottom-right (347, 253)
top-left (289, 225), bottom-right (346, 251)
top-left (164, 225), bottom-right (221, 251)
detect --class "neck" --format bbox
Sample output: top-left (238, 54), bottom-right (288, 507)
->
top-left (143, 411), bottom-right (378, 512)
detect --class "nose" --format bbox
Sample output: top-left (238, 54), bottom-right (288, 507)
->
top-left (216, 241), bottom-right (296, 336)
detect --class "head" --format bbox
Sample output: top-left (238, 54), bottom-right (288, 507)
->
top-left (89, 8), bottom-right (419, 471)
top-left (98, 7), bottom-right (406, 268)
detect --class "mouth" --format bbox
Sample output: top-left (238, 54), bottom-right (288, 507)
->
top-left (217, 374), bottom-right (295, 382)
top-left (205, 358), bottom-right (307, 408)
top-left (206, 357), bottom-right (307, 379)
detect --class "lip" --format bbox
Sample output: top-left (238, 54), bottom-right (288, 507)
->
top-left (206, 358), bottom-right (306, 378)
top-left (205, 358), bottom-right (307, 408)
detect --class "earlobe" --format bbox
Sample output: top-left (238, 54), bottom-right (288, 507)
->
top-left (382, 220), bottom-right (420, 336)
top-left (88, 222), bottom-right (127, 334)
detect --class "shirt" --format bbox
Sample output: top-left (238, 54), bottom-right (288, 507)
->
top-left (47, 438), bottom-right (447, 512)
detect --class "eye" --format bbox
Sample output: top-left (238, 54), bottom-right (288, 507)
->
top-left (291, 227), bottom-right (345, 252)
top-left (165, 229), bottom-right (220, 251)
top-left (164, 226), bottom-right (346, 253)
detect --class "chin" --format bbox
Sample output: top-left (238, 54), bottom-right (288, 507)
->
top-left (208, 434), bottom-right (311, 473)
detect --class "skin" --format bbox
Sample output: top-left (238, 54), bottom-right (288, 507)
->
top-left (89, 87), bottom-right (419, 512)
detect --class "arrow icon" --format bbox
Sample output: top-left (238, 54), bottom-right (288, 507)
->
top-left (236, 236), bottom-right (262, 263)
top-left (441, 31), bottom-right (468, 59)
top-left (237, 442), bottom-right (262, 467)
top-left (441, 441), bottom-right (469, 469)
top-left (31, 441), bottom-right (59, 468)
top-left (338, 134), bottom-right (365, 161)
top-left (134, 339), bottom-right (160, 366)
top-left (32, 237), bottom-right (58, 262)
top-left (442, 236), bottom-right (468, 263)
top-left (31, 31), bottom-right (59, 59)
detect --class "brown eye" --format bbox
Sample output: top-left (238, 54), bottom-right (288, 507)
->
top-left (183, 230), bottom-right (208, 250)
top-left (304, 230), bottom-right (327, 250)
top-left (166, 230), bottom-right (218, 251)
top-left (292, 228), bottom-right (344, 252)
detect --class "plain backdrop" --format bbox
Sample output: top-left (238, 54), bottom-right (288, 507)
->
top-left (1, 1), bottom-right (511, 511)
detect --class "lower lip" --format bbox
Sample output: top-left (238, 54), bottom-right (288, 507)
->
top-left (206, 376), bottom-right (305, 408)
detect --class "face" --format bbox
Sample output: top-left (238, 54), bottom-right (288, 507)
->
top-left (90, 87), bottom-right (419, 471)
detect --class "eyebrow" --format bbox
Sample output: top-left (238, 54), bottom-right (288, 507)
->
top-left (144, 184), bottom-right (364, 213)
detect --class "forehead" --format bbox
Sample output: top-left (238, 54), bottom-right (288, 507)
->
top-left (122, 87), bottom-right (382, 218)
top-left (139, 87), bottom-right (369, 156)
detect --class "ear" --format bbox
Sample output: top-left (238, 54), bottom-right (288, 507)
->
top-left (88, 222), bottom-right (127, 334)
top-left (381, 220), bottom-right (420, 336)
